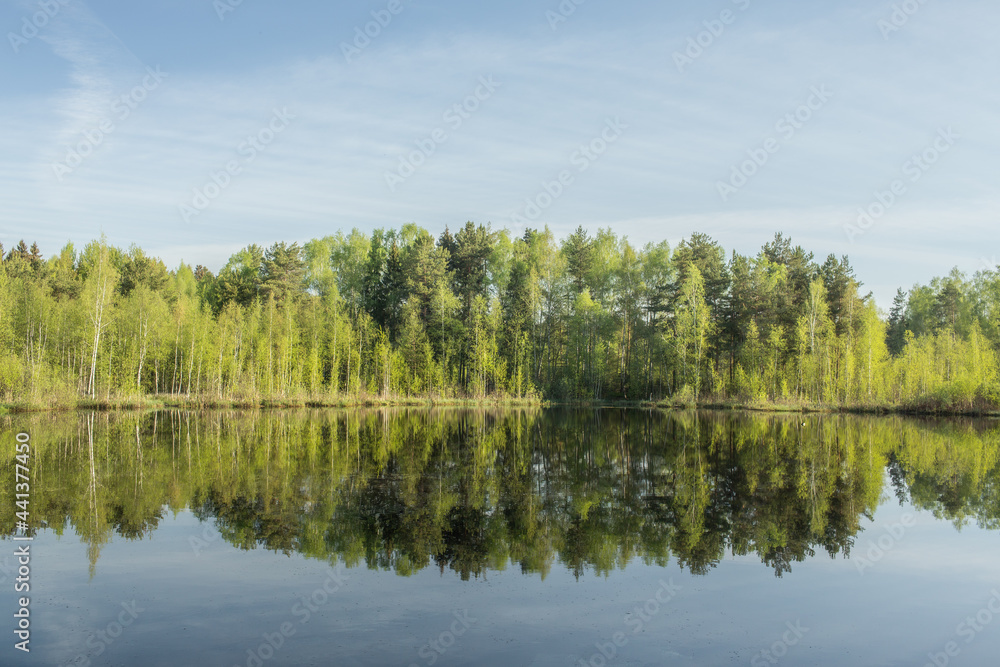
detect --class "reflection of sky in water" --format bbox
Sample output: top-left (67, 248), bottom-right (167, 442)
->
top-left (3, 410), bottom-right (999, 666)
top-left (3, 494), bottom-right (999, 667)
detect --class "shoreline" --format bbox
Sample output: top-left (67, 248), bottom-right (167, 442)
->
top-left (2, 395), bottom-right (997, 418)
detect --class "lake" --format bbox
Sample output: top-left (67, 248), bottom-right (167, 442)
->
top-left (2, 408), bottom-right (999, 666)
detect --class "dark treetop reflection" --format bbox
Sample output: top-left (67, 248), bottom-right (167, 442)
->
top-left (2, 408), bottom-right (999, 580)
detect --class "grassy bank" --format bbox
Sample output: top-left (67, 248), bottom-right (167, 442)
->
top-left (3, 393), bottom-right (998, 418)
top-left (640, 398), bottom-right (1000, 418)
top-left (0, 392), bottom-right (545, 413)
top-left (541, 396), bottom-right (1000, 417)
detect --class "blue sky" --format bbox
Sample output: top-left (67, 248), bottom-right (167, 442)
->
top-left (1, 0), bottom-right (998, 307)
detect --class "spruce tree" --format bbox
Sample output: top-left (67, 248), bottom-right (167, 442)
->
top-left (886, 288), bottom-right (909, 356)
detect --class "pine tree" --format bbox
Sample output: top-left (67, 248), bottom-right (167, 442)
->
top-left (261, 242), bottom-right (307, 307)
top-left (886, 288), bottom-right (909, 356)
top-left (562, 226), bottom-right (594, 294)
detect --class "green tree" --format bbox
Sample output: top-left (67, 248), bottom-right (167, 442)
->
top-left (116, 245), bottom-right (169, 298)
top-left (886, 288), bottom-right (909, 356)
top-left (562, 225), bottom-right (595, 294)
top-left (213, 245), bottom-right (264, 311)
top-left (261, 242), bottom-right (307, 306)
top-left (79, 238), bottom-right (119, 399)
top-left (674, 265), bottom-right (712, 398)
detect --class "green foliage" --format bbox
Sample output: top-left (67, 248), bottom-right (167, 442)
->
top-left (212, 244), bottom-right (265, 311)
top-left (1, 231), bottom-right (999, 410)
top-left (261, 242), bottom-right (307, 306)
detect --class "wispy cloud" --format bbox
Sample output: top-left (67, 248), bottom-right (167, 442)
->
top-left (1, 0), bottom-right (997, 307)
top-left (35, 2), bottom-right (146, 150)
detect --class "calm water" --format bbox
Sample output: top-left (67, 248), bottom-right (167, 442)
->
top-left (2, 409), bottom-right (999, 666)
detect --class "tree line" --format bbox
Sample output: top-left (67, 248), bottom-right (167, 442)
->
top-left (0, 227), bottom-right (997, 409)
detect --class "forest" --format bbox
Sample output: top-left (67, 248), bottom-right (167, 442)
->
top-left (0, 225), bottom-right (997, 411)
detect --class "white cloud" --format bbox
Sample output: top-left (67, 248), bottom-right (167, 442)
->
top-left (1, 0), bottom-right (997, 302)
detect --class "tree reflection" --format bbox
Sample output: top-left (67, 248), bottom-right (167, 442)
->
top-left (2, 409), bottom-right (999, 578)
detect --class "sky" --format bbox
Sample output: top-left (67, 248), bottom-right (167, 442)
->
top-left (1, 0), bottom-right (998, 308)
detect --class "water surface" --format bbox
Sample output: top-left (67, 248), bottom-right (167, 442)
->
top-left (2, 409), bottom-right (999, 666)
